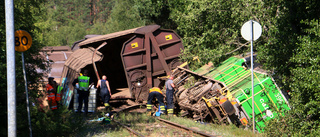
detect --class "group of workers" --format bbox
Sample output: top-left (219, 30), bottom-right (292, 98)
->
top-left (46, 69), bottom-right (176, 117)
top-left (46, 69), bottom-right (112, 115)
top-left (71, 70), bottom-right (112, 114)
top-left (46, 77), bottom-right (63, 110)
top-left (147, 75), bottom-right (176, 116)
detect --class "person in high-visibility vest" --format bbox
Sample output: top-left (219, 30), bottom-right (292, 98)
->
top-left (72, 70), bottom-right (93, 114)
top-left (56, 85), bottom-right (63, 104)
top-left (46, 77), bottom-right (57, 110)
top-left (147, 87), bottom-right (165, 116)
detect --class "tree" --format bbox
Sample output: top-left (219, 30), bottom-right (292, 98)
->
top-left (1, 0), bottom-right (86, 136)
top-left (135, 0), bottom-right (320, 135)
top-left (105, 0), bottom-right (145, 33)
top-left (264, 19), bottom-right (320, 136)
top-left (1, 0), bottom-right (47, 136)
top-left (135, 0), bottom-right (282, 69)
top-left (35, 0), bottom-right (115, 47)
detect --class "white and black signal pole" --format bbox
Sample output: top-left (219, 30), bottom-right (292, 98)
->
top-left (241, 20), bottom-right (262, 133)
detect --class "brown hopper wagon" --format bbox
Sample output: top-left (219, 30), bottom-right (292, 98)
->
top-left (61, 25), bottom-right (184, 103)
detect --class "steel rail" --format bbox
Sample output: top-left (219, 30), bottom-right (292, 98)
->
top-left (156, 117), bottom-right (216, 137)
top-left (115, 104), bottom-right (146, 113)
top-left (112, 119), bottom-right (145, 137)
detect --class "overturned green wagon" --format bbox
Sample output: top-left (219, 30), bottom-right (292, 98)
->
top-left (171, 54), bottom-right (290, 132)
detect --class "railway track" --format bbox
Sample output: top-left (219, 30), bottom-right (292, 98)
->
top-left (156, 117), bottom-right (216, 137)
top-left (112, 116), bottom-right (217, 137)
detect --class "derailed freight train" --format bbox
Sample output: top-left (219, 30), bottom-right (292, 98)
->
top-left (168, 54), bottom-right (290, 132)
top-left (59, 24), bottom-right (290, 132)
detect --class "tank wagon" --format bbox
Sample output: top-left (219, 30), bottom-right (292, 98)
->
top-left (169, 54), bottom-right (290, 132)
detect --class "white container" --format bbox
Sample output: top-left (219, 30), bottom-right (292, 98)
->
top-left (74, 88), bottom-right (97, 112)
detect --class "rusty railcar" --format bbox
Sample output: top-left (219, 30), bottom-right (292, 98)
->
top-left (121, 26), bottom-right (184, 102)
top-left (61, 25), bottom-right (185, 103)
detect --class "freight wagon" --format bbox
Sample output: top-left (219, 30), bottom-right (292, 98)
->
top-left (59, 25), bottom-right (185, 110)
top-left (169, 54), bottom-right (290, 132)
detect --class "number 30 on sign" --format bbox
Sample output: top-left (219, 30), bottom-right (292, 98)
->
top-left (15, 30), bottom-right (32, 52)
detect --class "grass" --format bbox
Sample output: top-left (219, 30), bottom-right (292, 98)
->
top-left (71, 111), bottom-right (266, 137)
top-left (162, 116), bottom-right (266, 137)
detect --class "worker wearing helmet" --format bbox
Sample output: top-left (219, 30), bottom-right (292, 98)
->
top-left (72, 70), bottom-right (93, 115)
top-left (46, 77), bottom-right (58, 110)
top-left (147, 87), bottom-right (165, 116)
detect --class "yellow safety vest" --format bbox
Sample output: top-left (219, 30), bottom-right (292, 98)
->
top-left (149, 87), bottom-right (163, 94)
top-left (78, 76), bottom-right (90, 91)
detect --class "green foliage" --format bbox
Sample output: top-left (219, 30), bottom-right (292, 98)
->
top-left (267, 19), bottom-right (320, 136)
top-left (135, 0), bottom-right (281, 69)
top-left (36, 0), bottom-right (146, 47)
top-left (135, 0), bottom-right (320, 136)
top-left (172, 0), bottom-right (282, 69)
top-left (105, 0), bottom-right (145, 33)
top-left (0, 1), bottom-right (6, 134)
top-left (1, 0), bottom-right (85, 136)
top-left (259, 2), bottom-right (320, 135)
top-left (1, 0), bottom-right (48, 136)
top-left (134, 0), bottom-right (177, 29)
top-left (30, 106), bottom-right (85, 137)
top-left (36, 0), bottom-right (114, 46)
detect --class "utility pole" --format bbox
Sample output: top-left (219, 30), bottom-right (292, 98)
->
top-left (6, 0), bottom-right (17, 136)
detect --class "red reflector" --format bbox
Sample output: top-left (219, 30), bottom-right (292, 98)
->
top-left (231, 100), bottom-right (237, 105)
top-left (240, 117), bottom-right (248, 126)
top-left (219, 98), bottom-right (227, 104)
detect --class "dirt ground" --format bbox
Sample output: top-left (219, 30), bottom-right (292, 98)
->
top-left (96, 88), bottom-right (147, 113)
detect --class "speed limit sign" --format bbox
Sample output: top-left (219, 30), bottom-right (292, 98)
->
top-left (15, 30), bottom-right (32, 52)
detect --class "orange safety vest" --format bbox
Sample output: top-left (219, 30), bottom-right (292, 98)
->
top-left (149, 87), bottom-right (163, 94)
top-left (46, 84), bottom-right (57, 110)
top-left (56, 86), bottom-right (63, 102)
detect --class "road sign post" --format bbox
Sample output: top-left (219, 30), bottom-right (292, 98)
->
top-left (241, 20), bottom-right (262, 133)
top-left (15, 30), bottom-right (33, 137)
top-left (15, 30), bottom-right (32, 52)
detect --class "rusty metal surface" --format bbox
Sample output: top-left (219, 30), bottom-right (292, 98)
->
top-left (39, 46), bottom-right (73, 83)
top-left (71, 35), bottom-right (101, 51)
top-left (41, 46), bottom-right (72, 52)
top-left (63, 47), bottom-right (103, 73)
top-left (59, 47), bottom-right (103, 92)
top-left (170, 67), bottom-right (231, 123)
top-left (121, 28), bottom-right (184, 102)
top-left (77, 25), bottom-right (160, 47)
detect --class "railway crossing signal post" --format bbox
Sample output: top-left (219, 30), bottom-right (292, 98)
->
top-left (241, 20), bottom-right (262, 133)
top-left (15, 30), bottom-right (33, 137)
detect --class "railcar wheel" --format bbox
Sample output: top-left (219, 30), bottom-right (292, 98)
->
top-left (129, 70), bottom-right (146, 88)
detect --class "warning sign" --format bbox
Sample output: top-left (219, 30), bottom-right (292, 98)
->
top-left (15, 30), bottom-right (32, 52)
top-left (165, 34), bottom-right (172, 41)
top-left (131, 42), bottom-right (138, 48)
